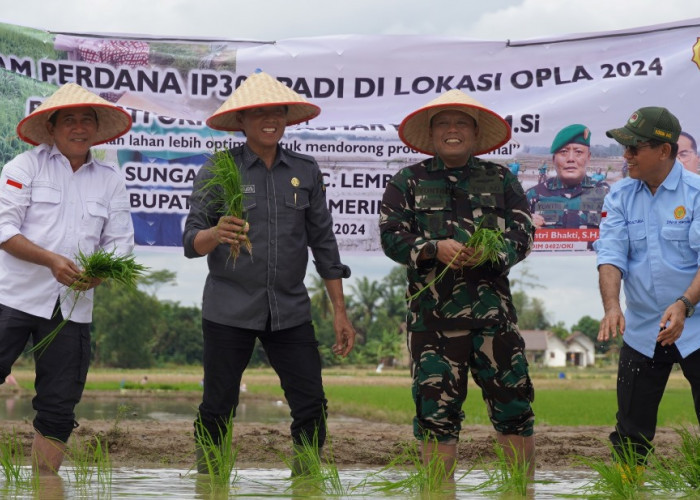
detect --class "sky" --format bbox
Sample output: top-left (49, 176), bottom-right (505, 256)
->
top-left (2, 0), bottom-right (700, 328)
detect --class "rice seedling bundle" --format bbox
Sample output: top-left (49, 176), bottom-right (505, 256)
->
top-left (30, 248), bottom-right (148, 356)
top-left (199, 148), bottom-right (252, 263)
top-left (409, 220), bottom-right (506, 300)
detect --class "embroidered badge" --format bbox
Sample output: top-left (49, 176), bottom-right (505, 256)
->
top-left (6, 179), bottom-right (22, 189)
top-left (674, 206), bottom-right (686, 220)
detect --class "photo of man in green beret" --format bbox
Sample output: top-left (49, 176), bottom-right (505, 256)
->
top-left (526, 124), bottom-right (610, 229)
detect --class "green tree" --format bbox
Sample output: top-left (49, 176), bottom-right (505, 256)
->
top-left (92, 283), bottom-right (159, 368)
top-left (513, 291), bottom-right (551, 330)
top-left (381, 266), bottom-right (408, 320)
top-left (348, 276), bottom-right (384, 345)
top-left (139, 269), bottom-right (177, 296)
top-left (571, 315), bottom-right (614, 353)
top-left (152, 301), bottom-right (203, 364)
top-left (307, 274), bottom-right (332, 319)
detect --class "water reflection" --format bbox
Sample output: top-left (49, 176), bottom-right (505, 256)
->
top-left (0, 467), bottom-right (596, 499)
top-left (0, 395), bottom-right (293, 423)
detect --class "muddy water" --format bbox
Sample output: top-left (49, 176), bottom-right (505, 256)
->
top-left (0, 395), bottom-right (293, 422)
top-left (1, 467), bottom-right (599, 499)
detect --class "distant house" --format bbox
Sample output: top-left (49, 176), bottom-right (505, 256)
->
top-left (521, 330), bottom-right (596, 368)
top-left (564, 331), bottom-right (596, 367)
top-left (521, 330), bottom-right (567, 367)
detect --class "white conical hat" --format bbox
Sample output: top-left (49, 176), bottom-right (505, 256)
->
top-left (16, 83), bottom-right (132, 146)
top-left (206, 70), bottom-right (320, 132)
top-left (398, 89), bottom-right (511, 156)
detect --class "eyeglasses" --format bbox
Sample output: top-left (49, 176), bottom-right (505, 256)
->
top-left (624, 143), bottom-right (654, 156)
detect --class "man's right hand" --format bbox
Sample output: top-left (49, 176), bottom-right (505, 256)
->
top-left (598, 308), bottom-right (625, 341)
top-left (213, 215), bottom-right (249, 246)
top-left (49, 254), bottom-right (83, 288)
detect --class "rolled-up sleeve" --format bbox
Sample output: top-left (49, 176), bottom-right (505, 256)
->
top-left (307, 165), bottom-right (350, 279)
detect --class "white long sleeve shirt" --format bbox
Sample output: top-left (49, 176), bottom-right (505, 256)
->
top-left (0, 144), bottom-right (134, 322)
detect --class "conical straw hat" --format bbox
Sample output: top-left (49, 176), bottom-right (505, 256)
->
top-left (398, 89), bottom-right (511, 156)
top-left (16, 83), bottom-right (132, 146)
top-left (206, 70), bottom-right (320, 132)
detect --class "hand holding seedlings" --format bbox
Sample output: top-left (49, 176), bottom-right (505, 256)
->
top-left (200, 148), bottom-right (252, 264)
top-left (215, 216), bottom-right (249, 247)
top-left (409, 223), bottom-right (506, 301)
top-left (31, 248), bottom-right (148, 356)
top-left (436, 239), bottom-right (487, 269)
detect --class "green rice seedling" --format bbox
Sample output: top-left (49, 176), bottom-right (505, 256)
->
top-left (363, 438), bottom-right (467, 496)
top-left (474, 441), bottom-right (533, 497)
top-left (575, 438), bottom-right (650, 499)
top-left (92, 436), bottom-right (112, 491)
top-left (0, 428), bottom-right (32, 486)
top-left (66, 435), bottom-right (111, 491)
top-left (647, 426), bottom-right (700, 495)
top-left (409, 219), bottom-right (505, 300)
top-left (192, 415), bottom-right (239, 491)
top-left (110, 403), bottom-right (133, 437)
top-left (463, 217), bottom-right (507, 267)
top-left (30, 248), bottom-right (148, 356)
top-left (199, 148), bottom-right (251, 264)
top-left (283, 428), bottom-right (354, 497)
top-left (66, 436), bottom-right (93, 485)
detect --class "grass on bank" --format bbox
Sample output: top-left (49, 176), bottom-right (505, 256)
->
top-left (4, 367), bottom-right (699, 427)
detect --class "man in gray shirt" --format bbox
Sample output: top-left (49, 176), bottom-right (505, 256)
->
top-left (183, 70), bottom-right (356, 474)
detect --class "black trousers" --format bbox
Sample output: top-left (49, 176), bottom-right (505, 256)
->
top-left (0, 303), bottom-right (90, 442)
top-left (195, 318), bottom-right (328, 447)
top-left (610, 341), bottom-right (700, 462)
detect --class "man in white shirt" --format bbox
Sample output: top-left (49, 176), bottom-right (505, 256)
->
top-left (0, 83), bottom-right (133, 474)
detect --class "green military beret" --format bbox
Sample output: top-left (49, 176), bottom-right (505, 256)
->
top-left (550, 124), bottom-right (591, 153)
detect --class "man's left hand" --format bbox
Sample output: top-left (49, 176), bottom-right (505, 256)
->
top-left (658, 301), bottom-right (686, 345)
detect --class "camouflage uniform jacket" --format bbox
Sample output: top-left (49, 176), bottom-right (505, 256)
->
top-left (379, 155), bottom-right (534, 332)
top-left (526, 175), bottom-right (609, 228)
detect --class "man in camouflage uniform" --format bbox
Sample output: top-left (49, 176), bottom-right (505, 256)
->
top-left (526, 124), bottom-right (609, 229)
top-left (379, 89), bottom-right (536, 479)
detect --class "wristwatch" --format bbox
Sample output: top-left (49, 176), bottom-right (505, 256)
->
top-left (423, 241), bottom-right (438, 260)
top-left (677, 296), bottom-right (696, 318)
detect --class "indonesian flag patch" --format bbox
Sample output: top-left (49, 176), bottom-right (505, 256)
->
top-left (6, 179), bottom-right (22, 189)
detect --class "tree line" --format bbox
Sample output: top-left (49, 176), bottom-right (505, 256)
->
top-left (27, 263), bottom-right (610, 369)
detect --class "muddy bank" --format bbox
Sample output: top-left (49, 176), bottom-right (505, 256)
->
top-left (0, 419), bottom-right (684, 471)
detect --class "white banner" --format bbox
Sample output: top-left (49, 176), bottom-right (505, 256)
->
top-left (1, 19), bottom-right (699, 253)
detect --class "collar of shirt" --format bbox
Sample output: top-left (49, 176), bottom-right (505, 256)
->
top-left (241, 143), bottom-right (294, 171)
top-left (631, 160), bottom-right (682, 194)
top-left (47, 144), bottom-right (96, 171)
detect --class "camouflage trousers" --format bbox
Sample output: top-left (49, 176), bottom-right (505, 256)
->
top-left (408, 323), bottom-right (535, 444)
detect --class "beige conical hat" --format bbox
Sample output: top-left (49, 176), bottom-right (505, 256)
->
top-left (399, 89), bottom-right (511, 156)
top-left (16, 83), bottom-right (132, 146)
top-left (206, 70), bottom-right (320, 132)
